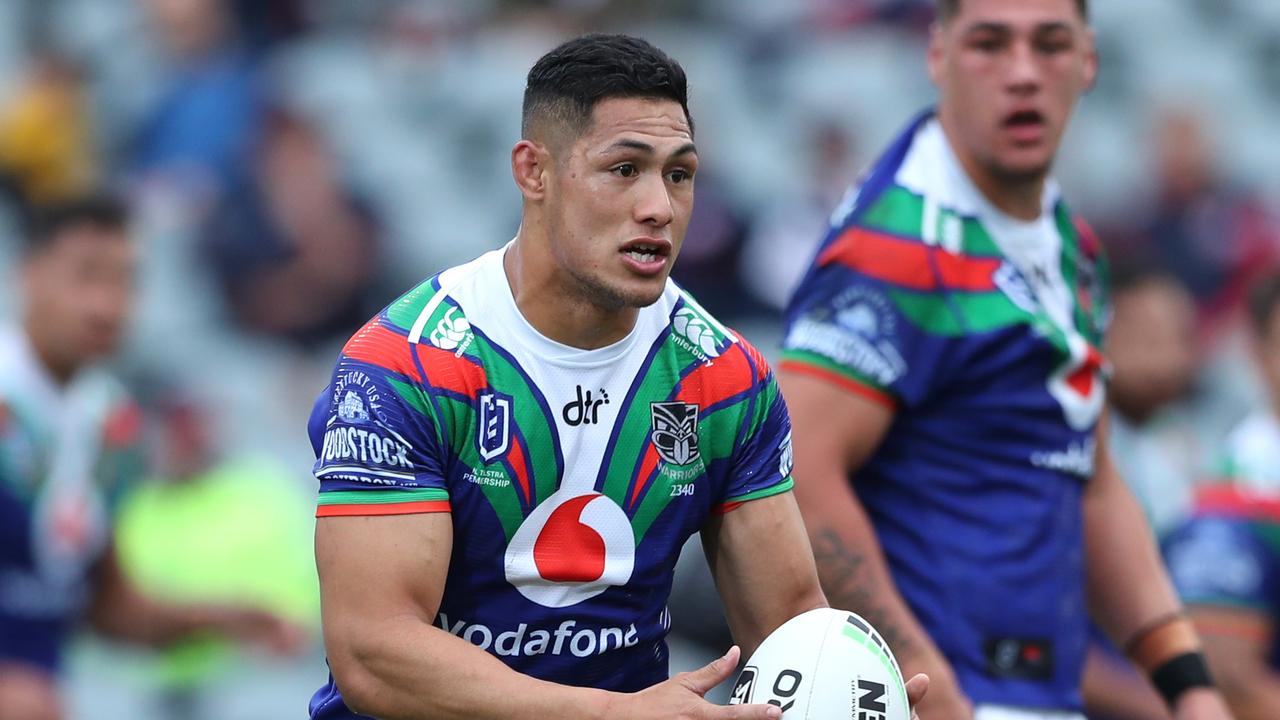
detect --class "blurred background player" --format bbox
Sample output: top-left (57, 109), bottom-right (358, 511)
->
top-left (0, 195), bottom-right (300, 720)
top-left (778, 1), bottom-right (1232, 718)
top-left (1161, 272), bottom-right (1280, 720)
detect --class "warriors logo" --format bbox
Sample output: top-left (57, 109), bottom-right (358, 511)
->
top-left (650, 402), bottom-right (700, 466)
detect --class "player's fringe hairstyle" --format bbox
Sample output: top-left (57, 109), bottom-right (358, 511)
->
top-left (522, 33), bottom-right (692, 142)
top-left (936, 0), bottom-right (1088, 23)
top-left (23, 192), bottom-right (129, 256)
top-left (1248, 270), bottom-right (1280, 338)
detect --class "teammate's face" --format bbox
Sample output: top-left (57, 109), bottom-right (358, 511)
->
top-left (929, 0), bottom-right (1096, 183)
top-left (544, 97), bottom-right (696, 310)
top-left (23, 225), bottom-right (136, 370)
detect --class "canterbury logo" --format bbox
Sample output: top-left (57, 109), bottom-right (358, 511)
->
top-left (429, 307), bottom-right (471, 351)
top-left (672, 308), bottom-right (721, 358)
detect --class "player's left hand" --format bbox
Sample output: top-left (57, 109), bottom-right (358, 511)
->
top-left (1173, 687), bottom-right (1234, 720)
top-left (207, 606), bottom-right (308, 656)
top-left (905, 673), bottom-right (929, 720)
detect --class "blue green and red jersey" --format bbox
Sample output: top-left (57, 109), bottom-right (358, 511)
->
top-left (780, 111), bottom-right (1111, 711)
top-left (307, 246), bottom-right (794, 719)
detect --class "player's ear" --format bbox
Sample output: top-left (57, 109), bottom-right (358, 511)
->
top-left (1081, 28), bottom-right (1099, 93)
top-left (511, 140), bottom-right (549, 201)
top-left (926, 22), bottom-right (946, 87)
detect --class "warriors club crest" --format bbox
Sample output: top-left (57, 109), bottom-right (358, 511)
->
top-left (650, 402), bottom-right (700, 465)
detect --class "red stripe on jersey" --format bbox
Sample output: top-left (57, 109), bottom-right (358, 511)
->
top-left (316, 500), bottom-right (451, 517)
top-left (343, 319), bottom-right (419, 380)
top-left (777, 359), bottom-right (897, 408)
top-left (507, 431), bottom-right (533, 506)
top-left (629, 446), bottom-right (661, 510)
top-left (676, 344), bottom-right (755, 411)
top-left (817, 226), bottom-right (1000, 292)
top-left (1194, 486), bottom-right (1280, 524)
top-left (414, 343), bottom-right (487, 399)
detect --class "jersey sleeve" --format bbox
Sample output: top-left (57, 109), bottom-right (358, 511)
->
top-left (779, 225), bottom-right (956, 410)
top-left (311, 320), bottom-right (452, 517)
top-left (1163, 515), bottom-right (1279, 612)
top-left (715, 341), bottom-right (795, 513)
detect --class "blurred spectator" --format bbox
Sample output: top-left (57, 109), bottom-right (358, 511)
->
top-left (668, 172), bottom-right (757, 321)
top-left (1161, 271), bottom-right (1280, 720)
top-left (114, 386), bottom-right (319, 720)
top-left (1108, 109), bottom-right (1280, 330)
top-left (1106, 265), bottom-right (1204, 536)
top-left (741, 118), bottom-right (858, 313)
top-left (130, 0), bottom-right (263, 198)
top-left (201, 109), bottom-right (382, 348)
top-left (0, 53), bottom-right (95, 205)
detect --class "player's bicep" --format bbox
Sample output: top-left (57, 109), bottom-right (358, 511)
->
top-left (315, 514), bottom-right (452, 665)
top-left (703, 492), bottom-right (824, 657)
top-left (778, 368), bottom-right (894, 479)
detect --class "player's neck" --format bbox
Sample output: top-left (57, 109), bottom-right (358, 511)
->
top-left (21, 318), bottom-right (78, 385)
top-left (940, 121), bottom-right (1046, 222)
top-left (504, 237), bottom-right (638, 350)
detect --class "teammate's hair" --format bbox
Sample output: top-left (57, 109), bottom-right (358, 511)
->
top-left (1248, 270), bottom-right (1280, 339)
top-left (522, 33), bottom-right (692, 143)
top-left (23, 193), bottom-right (129, 257)
top-left (936, 0), bottom-right (1088, 23)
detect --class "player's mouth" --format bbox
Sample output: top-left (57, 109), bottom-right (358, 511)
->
top-left (1002, 109), bottom-right (1047, 144)
top-left (620, 238), bottom-right (672, 277)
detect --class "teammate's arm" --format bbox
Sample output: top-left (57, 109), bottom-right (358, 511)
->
top-left (84, 542), bottom-right (300, 652)
top-left (316, 512), bottom-right (783, 720)
top-left (1185, 607), bottom-right (1280, 720)
top-left (779, 369), bottom-right (971, 719)
top-left (1084, 410), bottom-right (1232, 720)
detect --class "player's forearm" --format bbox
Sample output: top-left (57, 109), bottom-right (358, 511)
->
top-left (326, 615), bottom-right (616, 720)
top-left (1201, 639), bottom-right (1280, 720)
top-left (797, 477), bottom-right (944, 669)
top-left (1082, 464), bottom-right (1185, 655)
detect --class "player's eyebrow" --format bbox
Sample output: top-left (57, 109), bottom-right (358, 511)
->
top-left (601, 139), bottom-right (698, 160)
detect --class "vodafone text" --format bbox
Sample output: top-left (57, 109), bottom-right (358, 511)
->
top-left (437, 614), bottom-right (639, 658)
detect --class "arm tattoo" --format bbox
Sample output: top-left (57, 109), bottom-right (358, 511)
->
top-left (811, 528), bottom-right (917, 658)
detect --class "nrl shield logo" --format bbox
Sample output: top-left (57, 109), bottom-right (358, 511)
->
top-left (477, 391), bottom-right (511, 463)
top-left (650, 402), bottom-right (700, 465)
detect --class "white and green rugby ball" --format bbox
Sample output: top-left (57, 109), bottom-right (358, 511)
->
top-left (728, 608), bottom-right (909, 720)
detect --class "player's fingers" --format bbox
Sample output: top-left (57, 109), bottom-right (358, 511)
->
top-left (905, 672), bottom-right (929, 708)
top-left (706, 701), bottom-right (782, 720)
top-left (682, 645), bottom-right (742, 696)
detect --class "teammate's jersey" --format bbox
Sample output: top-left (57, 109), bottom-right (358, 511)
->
top-left (307, 247), bottom-right (794, 719)
top-left (1163, 410), bottom-right (1280, 672)
top-left (780, 112), bottom-right (1110, 711)
top-left (0, 326), bottom-right (141, 670)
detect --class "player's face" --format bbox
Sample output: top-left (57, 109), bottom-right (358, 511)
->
top-left (929, 0), bottom-right (1096, 183)
top-left (23, 226), bottom-right (136, 367)
top-left (544, 97), bottom-right (696, 310)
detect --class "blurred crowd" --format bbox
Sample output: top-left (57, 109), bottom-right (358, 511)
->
top-left (1, 0), bottom-right (1279, 718)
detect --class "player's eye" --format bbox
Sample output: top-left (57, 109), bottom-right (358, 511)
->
top-left (1036, 38), bottom-right (1072, 54)
top-left (666, 168), bottom-right (692, 184)
top-left (611, 163), bottom-right (638, 178)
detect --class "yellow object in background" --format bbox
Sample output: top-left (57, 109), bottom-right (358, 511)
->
top-left (114, 457), bottom-right (320, 688)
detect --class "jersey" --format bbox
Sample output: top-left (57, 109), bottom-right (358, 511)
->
top-left (307, 247), bottom-right (794, 719)
top-left (780, 111), bottom-right (1110, 711)
top-left (1163, 410), bottom-right (1280, 672)
top-left (0, 326), bottom-right (142, 671)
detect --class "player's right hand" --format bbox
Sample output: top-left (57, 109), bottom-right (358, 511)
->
top-left (617, 646), bottom-right (782, 720)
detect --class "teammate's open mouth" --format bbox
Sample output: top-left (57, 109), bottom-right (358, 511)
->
top-left (1004, 109), bottom-right (1046, 129)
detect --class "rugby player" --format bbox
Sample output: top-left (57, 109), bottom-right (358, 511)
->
top-left (779, 1), bottom-right (1233, 718)
top-left (0, 196), bottom-right (300, 720)
top-left (308, 34), bottom-right (927, 720)
top-left (1162, 272), bottom-right (1280, 720)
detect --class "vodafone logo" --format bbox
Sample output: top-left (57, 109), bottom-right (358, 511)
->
top-left (504, 490), bottom-right (635, 608)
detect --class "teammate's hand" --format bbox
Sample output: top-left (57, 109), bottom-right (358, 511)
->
top-left (903, 656), bottom-right (973, 720)
top-left (206, 606), bottom-right (308, 656)
top-left (1173, 687), bottom-right (1234, 720)
top-left (619, 646), bottom-right (781, 720)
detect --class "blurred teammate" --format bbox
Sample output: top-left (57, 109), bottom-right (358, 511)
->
top-left (1162, 272), bottom-right (1280, 720)
top-left (308, 34), bottom-right (925, 720)
top-left (779, 1), bottom-right (1232, 718)
top-left (0, 196), bottom-right (299, 720)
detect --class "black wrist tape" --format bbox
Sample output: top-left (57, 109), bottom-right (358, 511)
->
top-left (1150, 652), bottom-right (1214, 708)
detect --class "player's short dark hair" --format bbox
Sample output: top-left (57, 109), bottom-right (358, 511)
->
top-left (1248, 270), bottom-right (1280, 339)
top-left (936, 0), bottom-right (1088, 23)
top-left (23, 193), bottom-right (130, 257)
top-left (522, 33), bottom-right (692, 143)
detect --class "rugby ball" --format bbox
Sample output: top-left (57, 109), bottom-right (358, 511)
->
top-left (728, 608), bottom-right (909, 720)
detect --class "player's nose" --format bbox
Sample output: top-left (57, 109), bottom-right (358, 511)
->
top-left (633, 173), bottom-right (674, 227)
top-left (1005, 39), bottom-right (1042, 93)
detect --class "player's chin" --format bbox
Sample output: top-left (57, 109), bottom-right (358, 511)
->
top-left (613, 275), bottom-right (669, 309)
top-left (992, 151), bottom-right (1055, 185)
